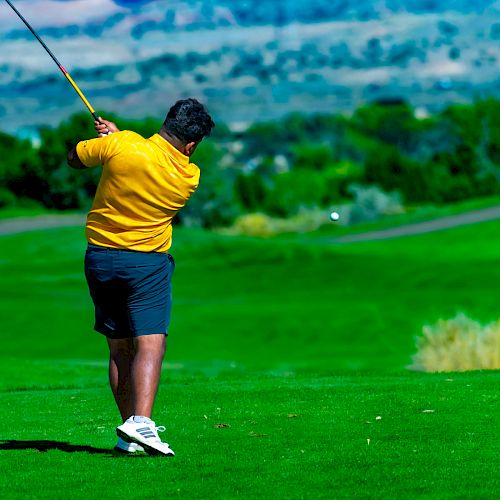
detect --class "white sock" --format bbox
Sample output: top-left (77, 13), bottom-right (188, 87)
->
top-left (132, 415), bottom-right (152, 424)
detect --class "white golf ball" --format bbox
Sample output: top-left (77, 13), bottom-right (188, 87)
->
top-left (329, 211), bottom-right (340, 221)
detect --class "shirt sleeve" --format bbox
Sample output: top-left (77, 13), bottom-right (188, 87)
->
top-left (75, 132), bottom-right (123, 168)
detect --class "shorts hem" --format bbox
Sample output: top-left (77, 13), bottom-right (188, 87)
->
top-left (133, 330), bottom-right (169, 337)
top-left (95, 326), bottom-right (169, 339)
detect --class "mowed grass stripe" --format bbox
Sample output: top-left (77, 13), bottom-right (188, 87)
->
top-left (2, 371), bottom-right (500, 498)
top-left (0, 220), bottom-right (498, 370)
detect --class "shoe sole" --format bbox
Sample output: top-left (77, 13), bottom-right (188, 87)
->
top-left (116, 428), bottom-right (174, 457)
top-left (113, 443), bottom-right (145, 454)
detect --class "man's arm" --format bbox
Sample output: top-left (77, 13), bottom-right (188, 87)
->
top-left (67, 118), bottom-right (120, 169)
top-left (67, 146), bottom-right (86, 169)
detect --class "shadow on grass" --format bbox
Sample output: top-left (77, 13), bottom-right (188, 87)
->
top-left (0, 439), bottom-right (113, 455)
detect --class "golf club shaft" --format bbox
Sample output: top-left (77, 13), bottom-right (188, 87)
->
top-left (4, 0), bottom-right (100, 122)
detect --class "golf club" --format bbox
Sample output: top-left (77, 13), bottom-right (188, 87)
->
top-left (4, 0), bottom-right (102, 123)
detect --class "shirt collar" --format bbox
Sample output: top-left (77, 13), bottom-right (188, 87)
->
top-left (148, 134), bottom-right (189, 166)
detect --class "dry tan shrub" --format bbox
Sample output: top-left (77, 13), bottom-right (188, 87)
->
top-left (232, 213), bottom-right (275, 237)
top-left (222, 210), bottom-right (333, 237)
top-left (409, 314), bottom-right (500, 372)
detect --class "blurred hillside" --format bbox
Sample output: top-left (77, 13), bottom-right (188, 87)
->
top-left (0, 0), bottom-right (499, 135)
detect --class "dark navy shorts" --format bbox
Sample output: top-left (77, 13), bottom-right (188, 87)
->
top-left (84, 244), bottom-right (175, 339)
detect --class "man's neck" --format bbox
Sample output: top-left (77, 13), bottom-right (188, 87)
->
top-left (158, 128), bottom-right (185, 155)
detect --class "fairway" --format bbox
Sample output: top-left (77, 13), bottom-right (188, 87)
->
top-left (0, 217), bottom-right (499, 498)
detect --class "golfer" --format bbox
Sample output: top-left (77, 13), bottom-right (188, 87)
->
top-left (67, 98), bottom-right (215, 456)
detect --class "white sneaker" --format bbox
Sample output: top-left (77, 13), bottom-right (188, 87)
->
top-left (114, 437), bottom-right (145, 454)
top-left (116, 416), bottom-right (175, 457)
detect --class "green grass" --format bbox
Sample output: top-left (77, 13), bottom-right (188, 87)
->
top-left (0, 215), bottom-right (499, 498)
top-left (3, 366), bottom-right (500, 498)
top-left (0, 207), bottom-right (48, 220)
top-left (0, 220), bottom-right (497, 369)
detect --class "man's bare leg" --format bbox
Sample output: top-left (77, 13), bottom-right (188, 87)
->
top-left (115, 334), bottom-right (174, 456)
top-left (131, 334), bottom-right (166, 418)
top-left (107, 337), bottom-right (135, 422)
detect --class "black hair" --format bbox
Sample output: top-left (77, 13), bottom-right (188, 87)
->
top-left (163, 98), bottom-right (215, 144)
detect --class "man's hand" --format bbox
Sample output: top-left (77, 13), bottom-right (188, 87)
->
top-left (95, 118), bottom-right (120, 137)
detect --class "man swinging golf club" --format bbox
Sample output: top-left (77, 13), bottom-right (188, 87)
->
top-left (68, 98), bottom-right (215, 456)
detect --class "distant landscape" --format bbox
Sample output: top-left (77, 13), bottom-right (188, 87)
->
top-left (1, 0), bottom-right (500, 135)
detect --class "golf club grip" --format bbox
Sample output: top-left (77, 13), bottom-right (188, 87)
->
top-left (94, 116), bottom-right (113, 136)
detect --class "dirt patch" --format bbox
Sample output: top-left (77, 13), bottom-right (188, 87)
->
top-left (0, 214), bottom-right (86, 236)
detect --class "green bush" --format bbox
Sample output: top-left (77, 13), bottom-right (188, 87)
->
top-left (352, 102), bottom-right (420, 154)
top-left (0, 188), bottom-right (16, 208)
top-left (363, 145), bottom-right (428, 202)
top-left (0, 132), bottom-right (42, 201)
top-left (234, 172), bottom-right (269, 212)
top-left (323, 161), bottom-right (364, 200)
top-left (291, 142), bottom-right (335, 171)
top-left (179, 141), bottom-right (241, 227)
top-left (264, 169), bottom-right (327, 216)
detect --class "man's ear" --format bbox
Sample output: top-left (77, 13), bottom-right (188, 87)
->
top-left (184, 141), bottom-right (198, 157)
